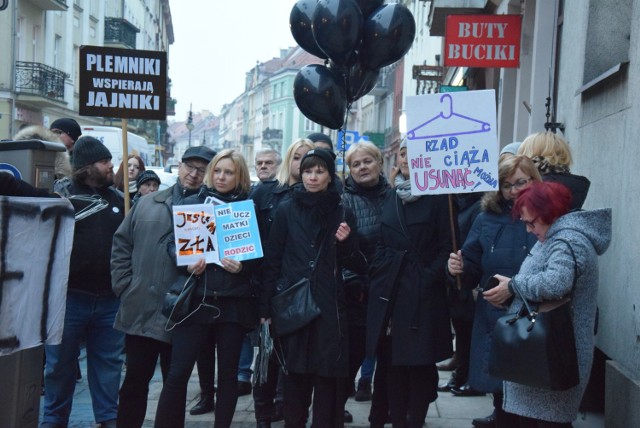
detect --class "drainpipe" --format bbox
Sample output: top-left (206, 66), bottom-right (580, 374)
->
top-left (9, 0), bottom-right (17, 137)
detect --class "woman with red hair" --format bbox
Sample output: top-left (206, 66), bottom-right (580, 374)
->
top-left (484, 181), bottom-right (611, 427)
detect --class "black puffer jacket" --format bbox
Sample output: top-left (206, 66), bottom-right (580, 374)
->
top-left (341, 175), bottom-right (389, 326)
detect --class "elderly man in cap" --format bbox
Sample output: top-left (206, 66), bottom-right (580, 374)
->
top-left (42, 136), bottom-right (125, 428)
top-left (110, 145), bottom-right (216, 427)
top-left (50, 118), bottom-right (82, 155)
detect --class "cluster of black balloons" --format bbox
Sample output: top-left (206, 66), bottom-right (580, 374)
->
top-left (291, 0), bottom-right (416, 129)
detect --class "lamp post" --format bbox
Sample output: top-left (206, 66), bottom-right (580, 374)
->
top-left (186, 103), bottom-right (194, 148)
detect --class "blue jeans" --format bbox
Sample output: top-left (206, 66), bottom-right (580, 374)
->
top-left (360, 356), bottom-right (376, 383)
top-left (42, 291), bottom-right (124, 426)
top-left (237, 334), bottom-right (254, 383)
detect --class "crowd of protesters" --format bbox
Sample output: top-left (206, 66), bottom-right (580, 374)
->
top-left (1, 127), bottom-right (610, 428)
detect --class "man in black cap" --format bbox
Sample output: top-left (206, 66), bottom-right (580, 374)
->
top-left (50, 118), bottom-right (82, 155)
top-left (42, 136), bottom-right (125, 428)
top-left (111, 145), bottom-right (216, 426)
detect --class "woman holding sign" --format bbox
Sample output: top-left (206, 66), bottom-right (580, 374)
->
top-left (262, 148), bottom-right (366, 428)
top-left (155, 149), bottom-right (259, 428)
top-left (366, 140), bottom-right (453, 428)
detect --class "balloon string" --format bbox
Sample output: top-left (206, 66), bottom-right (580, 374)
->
top-left (341, 101), bottom-right (352, 178)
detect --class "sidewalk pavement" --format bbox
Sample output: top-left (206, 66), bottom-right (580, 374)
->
top-left (40, 348), bottom-right (604, 427)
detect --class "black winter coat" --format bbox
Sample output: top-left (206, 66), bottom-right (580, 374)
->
top-left (178, 186), bottom-right (259, 328)
top-left (366, 190), bottom-right (453, 365)
top-left (263, 184), bottom-right (365, 377)
top-left (341, 175), bottom-right (388, 326)
top-left (67, 180), bottom-right (124, 296)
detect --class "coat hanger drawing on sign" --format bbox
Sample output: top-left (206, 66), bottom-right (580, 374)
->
top-left (407, 94), bottom-right (491, 140)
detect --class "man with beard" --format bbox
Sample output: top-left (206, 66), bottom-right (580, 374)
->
top-left (41, 136), bottom-right (125, 428)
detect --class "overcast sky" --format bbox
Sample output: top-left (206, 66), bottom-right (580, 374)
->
top-left (168, 0), bottom-right (297, 121)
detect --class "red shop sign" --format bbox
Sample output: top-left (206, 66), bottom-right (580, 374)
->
top-left (444, 15), bottom-right (522, 68)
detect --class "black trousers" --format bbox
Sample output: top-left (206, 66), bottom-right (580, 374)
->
top-left (154, 322), bottom-right (245, 428)
top-left (344, 324), bottom-right (367, 403)
top-left (253, 349), bottom-right (284, 422)
top-left (451, 316), bottom-right (473, 381)
top-left (117, 334), bottom-right (171, 428)
top-left (195, 328), bottom-right (216, 396)
top-left (369, 340), bottom-right (390, 428)
top-left (283, 372), bottom-right (345, 428)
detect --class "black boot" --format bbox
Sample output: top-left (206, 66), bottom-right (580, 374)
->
top-left (189, 393), bottom-right (215, 415)
top-left (256, 421), bottom-right (271, 428)
top-left (355, 379), bottom-right (372, 402)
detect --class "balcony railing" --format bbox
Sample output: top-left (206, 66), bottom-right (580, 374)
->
top-left (104, 17), bottom-right (139, 49)
top-left (15, 61), bottom-right (67, 101)
top-left (27, 0), bottom-right (67, 11)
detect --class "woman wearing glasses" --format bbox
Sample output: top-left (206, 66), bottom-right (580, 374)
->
top-left (484, 181), bottom-right (611, 427)
top-left (155, 149), bottom-right (259, 428)
top-left (447, 155), bottom-right (541, 427)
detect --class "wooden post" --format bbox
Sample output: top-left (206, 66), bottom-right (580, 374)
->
top-left (121, 119), bottom-right (130, 214)
top-left (448, 194), bottom-right (462, 290)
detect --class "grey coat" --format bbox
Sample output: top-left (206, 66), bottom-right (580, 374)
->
top-left (111, 185), bottom-right (182, 343)
top-left (502, 208), bottom-right (612, 422)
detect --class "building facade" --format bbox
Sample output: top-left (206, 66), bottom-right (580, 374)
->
top-left (0, 0), bottom-right (174, 165)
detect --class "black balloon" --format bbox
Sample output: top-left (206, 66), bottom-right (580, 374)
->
top-left (290, 0), bottom-right (328, 59)
top-left (358, 0), bottom-right (384, 17)
top-left (347, 61), bottom-right (380, 102)
top-left (363, 3), bottom-right (416, 69)
top-left (312, 0), bottom-right (363, 65)
top-left (294, 64), bottom-right (347, 129)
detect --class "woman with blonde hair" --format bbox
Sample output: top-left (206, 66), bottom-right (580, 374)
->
top-left (518, 132), bottom-right (590, 209)
top-left (155, 149), bottom-right (257, 428)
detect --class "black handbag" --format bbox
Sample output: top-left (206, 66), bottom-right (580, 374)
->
top-left (488, 239), bottom-right (580, 391)
top-left (162, 273), bottom-right (199, 330)
top-left (270, 236), bottom-right (326, 338)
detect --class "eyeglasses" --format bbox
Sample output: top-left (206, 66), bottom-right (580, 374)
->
top-left (521, 216), bottom-right (539, 229)
top-left (183, 162), bottom-right (206, 176)
top-left (501, 177), bottom-right (531, 191)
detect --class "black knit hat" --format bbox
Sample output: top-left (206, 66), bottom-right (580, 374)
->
top-left (306, 132), bottom-right (334, 150)
top-left (301, 148), bottom-right (336, 178)
top-left (50, 118), bottom-right (82, 142)
top-left (72, 136), bottom-right (112, 170)
top-left (136, 170), bottom-right (161, 188)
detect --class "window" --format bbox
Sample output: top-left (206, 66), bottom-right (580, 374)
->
top-left (582, 0), bottom-right (631, 86)
top-left (54, 35), bottom-right (62, 69)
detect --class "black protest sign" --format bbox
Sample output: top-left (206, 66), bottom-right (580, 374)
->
top-left (79, 45), bottom-right (167, 120)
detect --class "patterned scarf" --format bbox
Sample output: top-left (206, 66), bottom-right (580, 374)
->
top-left (394, 174), bottom-right (420, 204)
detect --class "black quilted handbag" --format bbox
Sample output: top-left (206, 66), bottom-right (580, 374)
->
top-left (489, 240), bottom-right (580, 391)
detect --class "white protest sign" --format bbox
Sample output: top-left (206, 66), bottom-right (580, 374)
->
top-left (0, 197), bottom-right (75, 356)
top-left (173, 204), bottom-right (219, 266)
top-left (404, 90), bottom-right (499, 195)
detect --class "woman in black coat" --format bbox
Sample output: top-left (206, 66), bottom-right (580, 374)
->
top-left (366, 141), bottom-right (453, 428)
top-left (262, 148), bottom-right (365, 428)
top-left (155, 149), bottom-right (258, 428)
